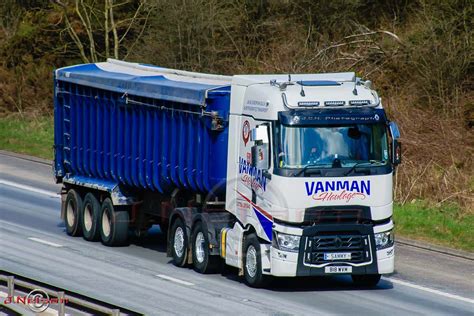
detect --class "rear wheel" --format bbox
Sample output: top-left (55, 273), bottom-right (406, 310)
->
top-left (170, 218), bottom-right (188, 267)
top-left (243, 233), bottom-right (269, 288)
top-left (81, 193), bottom-right (101, 241)
top-left (352, 274), bottom-right (381, 287)
top-left (99, 198), bottom-right (129, 246)
top-left (64, 189), bottom-right (83, 237)
top-left (191, 222), bottom-right (219, 273)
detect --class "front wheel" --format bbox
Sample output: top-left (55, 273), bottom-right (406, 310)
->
top-left (352, 274), bottom-right (381, 287)
top-left (243, 233), bottom-right (269, 288)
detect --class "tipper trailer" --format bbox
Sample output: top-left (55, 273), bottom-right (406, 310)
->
top-left (54, 59), bottom-right (401, 287)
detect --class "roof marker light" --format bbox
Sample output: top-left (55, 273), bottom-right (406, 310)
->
top-left (324, 100), bottom-right (345, 106)
top-left (349, 100), bottom-right (371, 106)
top-left (298, 101), bottom-right (320, 107)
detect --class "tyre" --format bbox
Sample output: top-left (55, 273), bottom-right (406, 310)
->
top-left (64, 189), bottom-right (83, 237)
top-left (99, 198), bottom-right (129, 246)
top-left (243, 233), bottom-right (269, 288)
top-left (81, 193), bottom-right (101, 241)
top-left (191, 221), bottom-right (219, 273)
top-left (170, 218), bottom-right (188, 267)
top-left (351, 274), bottom-right (381, 287)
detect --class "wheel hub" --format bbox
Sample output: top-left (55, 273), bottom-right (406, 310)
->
top-left (195, 232), bottom-right (205, 263)
top-left (246, 245), bottom-right (257, 278)
top-left (84, 204), bottom-right (93, 231)
top-left (66, 200), bottom-right (75, 227)
top-left (102, 208), bottom-right (111, 237)
top-left (174, 227), bottom-right (185, 257)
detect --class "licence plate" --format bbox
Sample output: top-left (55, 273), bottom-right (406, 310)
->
top-left (324, 252), bottom-right (351, 260)
top-left (324, 266), bottom-right (352, 274)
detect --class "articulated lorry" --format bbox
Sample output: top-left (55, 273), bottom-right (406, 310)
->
top-left (54, 59), bottom-right (401, 287)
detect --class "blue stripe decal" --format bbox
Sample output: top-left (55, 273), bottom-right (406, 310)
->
top-left (253, 207), bottom-right (273, 241)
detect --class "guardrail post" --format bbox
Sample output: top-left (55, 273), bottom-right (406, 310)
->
top-left (58, 291), bottom-right (65, 316)
top-left (7, 276), bottom-right (14, 297)
top-left (111, 309), bottom-right (120, 316)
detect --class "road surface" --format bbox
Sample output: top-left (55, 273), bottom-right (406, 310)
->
top-left (1, 152), bottom-right (473, 315)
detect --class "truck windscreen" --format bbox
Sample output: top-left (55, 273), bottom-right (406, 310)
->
top-left (276, 123), bottom-right (388, 170)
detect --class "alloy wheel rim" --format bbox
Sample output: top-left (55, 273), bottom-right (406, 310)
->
top-left (174, 227), bottom-right (185, 257)
top-left (195, 232), bottom-right (205, 263)
top-left (246, 245), bottom-right (257, 278)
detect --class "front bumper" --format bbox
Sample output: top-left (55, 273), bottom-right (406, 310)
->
top-left (269, 223), bottom-right (395, 277)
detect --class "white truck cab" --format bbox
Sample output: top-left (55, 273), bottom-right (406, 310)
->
top-left (223, 72), bottom-right (401, 287)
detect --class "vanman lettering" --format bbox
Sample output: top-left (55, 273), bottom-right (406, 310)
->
top-left (239, 157), bottom-right (267, 191)
top-left (305, 180), bottom-right (370, 196)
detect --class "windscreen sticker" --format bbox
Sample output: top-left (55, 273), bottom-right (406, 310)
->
top-left (305, 180), bottom-right (370, 203)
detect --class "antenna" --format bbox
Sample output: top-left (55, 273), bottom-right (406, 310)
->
top-left (298, 81), bottom-right (306, 97)
top-left (353, 77), bottom-right (359, 95)
top-left (288, 74), bottom-right (291, 82)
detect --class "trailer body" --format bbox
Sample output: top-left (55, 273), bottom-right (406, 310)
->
top-left (54, 61), bottom-right (231, 197)
top-left (54, 59), bottom-right (401, 287)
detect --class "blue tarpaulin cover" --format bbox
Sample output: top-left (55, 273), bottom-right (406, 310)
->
top-left (56, 62), bottom-right (230, 106)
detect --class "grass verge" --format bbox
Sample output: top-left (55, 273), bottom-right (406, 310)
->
top-left (0, 116), bottom-right (54, 160)
top-left (394, 201), bottom-right (473, 252)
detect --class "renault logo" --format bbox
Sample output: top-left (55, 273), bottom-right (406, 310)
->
top-left (334, 237), bottom-right (342, 248)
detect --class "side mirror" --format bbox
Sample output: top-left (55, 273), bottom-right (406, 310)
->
top-left (388, 122), bottom-right (402, 166)
top-left (251, 125), bottom-right (269, 144)
top-left (392, 140), bottom-right (402, 165)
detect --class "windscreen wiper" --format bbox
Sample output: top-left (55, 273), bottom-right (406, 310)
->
top-left (293, 165), bottom-right (323, 177)
top-left (344, 160), bottom-right (384, 176)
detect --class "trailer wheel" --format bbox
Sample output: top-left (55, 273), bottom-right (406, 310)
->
top-left (64, 189), bottom-right (83, 237)
top-left (81, 193), bottom-right (101, 241)
top-left (351, 274), bottom-right (381, 287)
top-left (191, 222), bottom-right (219, 274)
top-left (243, 233), bottom-right (269, 288)
top-left (99, 198), bottom-right (129, 246)
top-left (170, 218), bottom-right (188, 267)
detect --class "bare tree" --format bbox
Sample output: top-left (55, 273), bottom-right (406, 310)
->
top-left (51, 0), bottom-right (151, 62)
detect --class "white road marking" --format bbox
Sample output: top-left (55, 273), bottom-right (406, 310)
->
top-left (0, 179), bottom-right (59, 199)
top-left (156, 274), bottom-right (195, 286)
top-left (386, 277), bottom-right (474, 304)
top-left (28, 237), bottom-right (63, 248)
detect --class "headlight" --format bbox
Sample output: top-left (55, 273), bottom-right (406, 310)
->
top-left (374, 230), bottom-right (394, 250)
top-left (273, 232), bottom-right (300, 252)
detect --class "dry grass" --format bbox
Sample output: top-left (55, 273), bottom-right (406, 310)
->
top-left (386, 96), bottom-right (474, 213)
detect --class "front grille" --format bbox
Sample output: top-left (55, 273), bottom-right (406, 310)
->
top-left (304, 206), bottom-right (371, 225)
top-left (304, 234), bottom-right (371, 265)
top-left (311, 209), bottom-right (363, 224)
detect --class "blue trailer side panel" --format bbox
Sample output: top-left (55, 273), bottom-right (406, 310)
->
top-left (53, 74), bottom-right (65, 178)
top-left (54, 62), bottom-right (231, 195)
